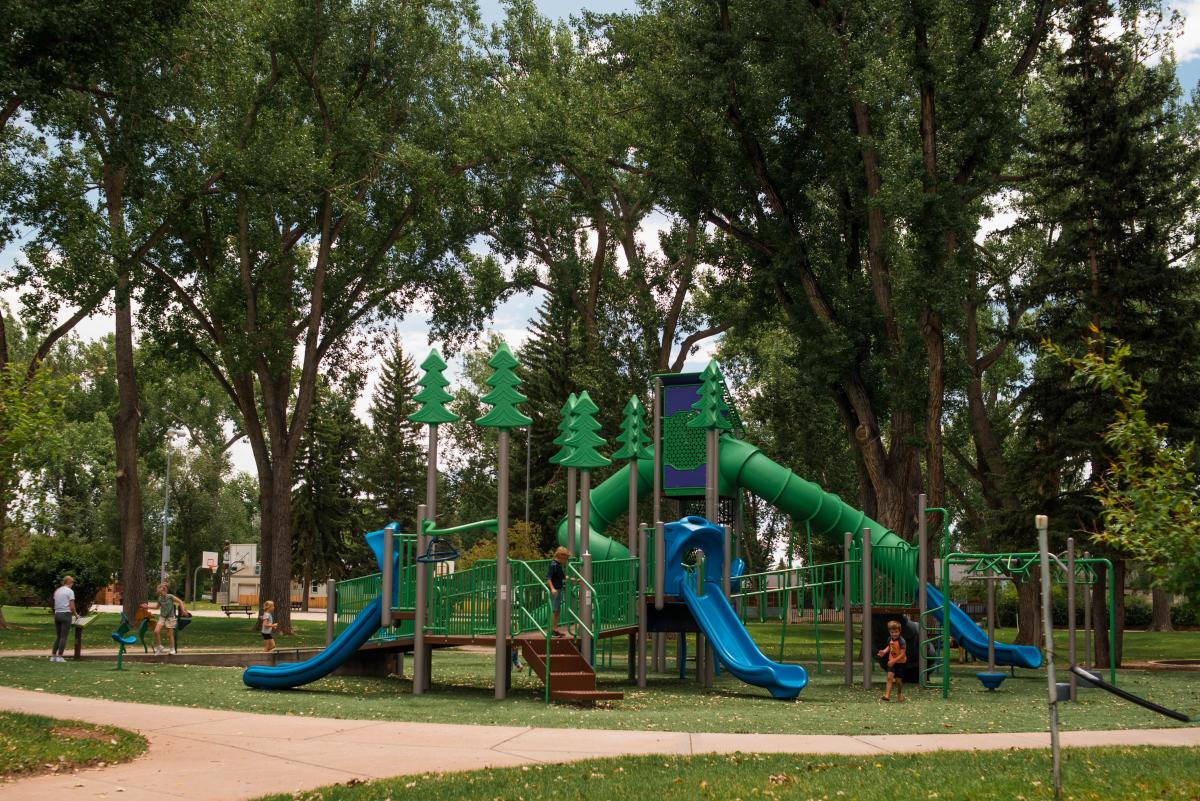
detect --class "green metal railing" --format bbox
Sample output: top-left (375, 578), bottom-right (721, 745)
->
top-left (511, 560), bottom-right (554, 705)
top-left (849, 537), bottom-right (918, 607)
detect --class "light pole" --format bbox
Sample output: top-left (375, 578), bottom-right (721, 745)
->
top-left (159, 428), bottom-right (186, 581)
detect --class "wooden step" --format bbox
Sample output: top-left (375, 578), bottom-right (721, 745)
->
top-left (549, 689), bottom-right (625, 704)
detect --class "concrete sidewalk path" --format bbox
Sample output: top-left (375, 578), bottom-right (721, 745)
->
top-left (1, 687), bottom-right (1197, 801)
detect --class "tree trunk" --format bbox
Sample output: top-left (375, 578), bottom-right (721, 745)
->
top-left (257, 458), bottom-right (295, 634)
top-left (183, 552), bottom-right (193, 603)
top-left (1150, 586), bottom-right (1173, 632)
top-left (107, 164), bottom-right (146, 620)
top-left (1092, 566), bottom-right (1109, 668)
top-left (1015, 574), bottom-right (1041, 646)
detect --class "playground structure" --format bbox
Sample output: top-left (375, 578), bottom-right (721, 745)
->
top-left (239, 348), bottom-right (1095, 705)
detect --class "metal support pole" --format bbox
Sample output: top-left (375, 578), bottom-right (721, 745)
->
top-left (843, 532), bottom-right (853, 687)
top-left (917, 493), bottom-right (928, 686)
top-left (581, 470), bottom-right (593, 665)
top-left (654, 521), bottom-right (665, 610)
top-left (1067, 538), bottom-right (1077, 701)
top-left (566, 468), bottom-right (577, 557)
top-left (382, 526), bottom-right (394, 630)
top-left (1037, 514), bottom-right (1062, 801)
top-left (495, 432), bottom-right (510, 699)
top-left (652, 379), bottom-right (662, 533)
top-left (1083, 550), bottom-right (1093, 669)
top-left (159, 440), bottom-right (174, 580)
top-left (638, 523), bottom-right (647, 688)
top-left (325, 578), bottom-right (336, 646)
top-left (419, 421), bottom-right (440, 694)
top-left (986, 577), bottom-right (996, 672)
top-left (695, 551), bottom-right (706, 685)
top-left (861, 528), bottom-right (873, 690)
top-left (705, 428), bottom-right (718, 521)
top-left (413, 504), bottom-right (428, 695)
top-left (722, 524), bottom-right (732, 598)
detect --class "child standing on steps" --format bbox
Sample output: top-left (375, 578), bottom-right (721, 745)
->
top-left (876, 620), bottom-right (907, 702)
top-left (260, 600), bottom-right (278, 652)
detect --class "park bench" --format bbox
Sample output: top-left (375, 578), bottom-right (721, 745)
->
top-left (222, 604), bottom-right (254, 617)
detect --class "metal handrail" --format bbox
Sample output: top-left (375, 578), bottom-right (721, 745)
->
top-left (565, 562), bottom-right (600, 665)
top-left (512, 559), bottom-right (554, 705)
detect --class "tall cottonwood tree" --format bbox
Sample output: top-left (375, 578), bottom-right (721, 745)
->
top-left (10, 1), bottom-right (215, 615)
top-left (140, 0), bottom-right (503, 631)
top-left (608, 0), bottom-right (1055, 536)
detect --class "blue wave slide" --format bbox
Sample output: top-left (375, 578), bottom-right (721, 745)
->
top-left (925, 584), bottom-right (1041, 670)
top-left (243, 526), bottom-right (397, 690)
top-left (682, 581), bottom-right (809, 699)
top-left (665, 516), bottom-right (808, 699)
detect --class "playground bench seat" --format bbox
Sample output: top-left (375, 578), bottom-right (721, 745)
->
top-left (222, 604), bottom-right (254, 617)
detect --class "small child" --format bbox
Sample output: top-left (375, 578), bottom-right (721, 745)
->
top-left (876, 620), bottom-right (907, 702)
top-left (510, 644), bottom-right (523, 672)
top-left (260, 600), bottom-right (277, 652)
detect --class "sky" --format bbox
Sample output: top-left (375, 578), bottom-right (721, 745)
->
top-left (4, 0), bottom-right (1200, 477)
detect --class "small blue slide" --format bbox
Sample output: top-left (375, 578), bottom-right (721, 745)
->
top-left (665, 516), bottom-right (808, 699)
top-left (242, 526), bottom-right (398, 690)
top-left (242, 597), bottom-right (384, 689)
top-left (925, 584), bottom-right (1041, 670)
top-left (682, 580), bottom-right (808, 699)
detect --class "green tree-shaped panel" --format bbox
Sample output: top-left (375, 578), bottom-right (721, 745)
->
top-left (475, 341), bottom-right (533, 430)
top-left (408, 349), bottom-right (460, 425)
top-left (549, 392), bottom-right (579, 465)
top-left (687, 360), bottom-right (733, 431)
top-left (561, 391), bottom-right (611, 469)
top-left (612, 395), bottom-right (652, 461)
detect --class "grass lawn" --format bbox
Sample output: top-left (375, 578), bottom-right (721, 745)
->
top-left (0, 710), bottom-right (146, 778)
top-left (0, 606), bottom-right (328, 652)
top-left (740, 621), bottom-right (1200, 663)
top-left (0, 647), bottom-right (1195, 735)
top-left (253, 746), bottom-right (1200, 801)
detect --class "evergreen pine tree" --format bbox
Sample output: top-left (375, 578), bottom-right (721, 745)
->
top-left (293, 377), bottom-right (367, 606)
top-left (1008, 1), bottom-right (1200, 659)
top-left (562, 391), bottom-right (610, 469)
top-left (362, 336), bottom-right (426, 526)
top-left (475, 342), bottom-right (533, 430)
top-left (612, 395), bottom-right (652, 461)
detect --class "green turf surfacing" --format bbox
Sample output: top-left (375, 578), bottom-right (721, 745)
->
top-left (0, 649), bottom-right (1194, 735)
top-left (0, 710), bottom-right (146, 778)
top-left (251, 747), bottom-right (1200, 801)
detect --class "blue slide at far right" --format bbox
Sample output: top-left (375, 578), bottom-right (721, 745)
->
top-left (925, 584), bottom-right (1041, 670)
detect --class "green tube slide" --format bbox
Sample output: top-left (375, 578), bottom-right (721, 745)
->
top-left (556, 456), bottom-right (654, 559)
top-left (556, 436), bottom-right (916, 597)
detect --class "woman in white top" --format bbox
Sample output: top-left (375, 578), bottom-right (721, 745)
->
top-left (51, 576), bottom-right (77, 662)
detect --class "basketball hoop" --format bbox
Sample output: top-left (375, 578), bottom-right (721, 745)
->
top-left (205, 559), bottom-right (216, 570)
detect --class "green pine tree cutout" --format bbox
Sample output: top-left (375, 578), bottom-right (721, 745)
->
top-left (688, 360), bottom-right (733, 431)
top-left (612, 395), bottom-right (652, 461)
top-left (549, 393), bottom-right (579, 465)
top-left (475, 342), bottom-right (533, 430)
top-left (408, 349), bottom-right (460, 426)
top-left (561, 391), bottom-right (611, 469)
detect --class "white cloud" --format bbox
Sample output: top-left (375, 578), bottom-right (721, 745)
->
top-left (1173, 0), bottom-right (1200, 62)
